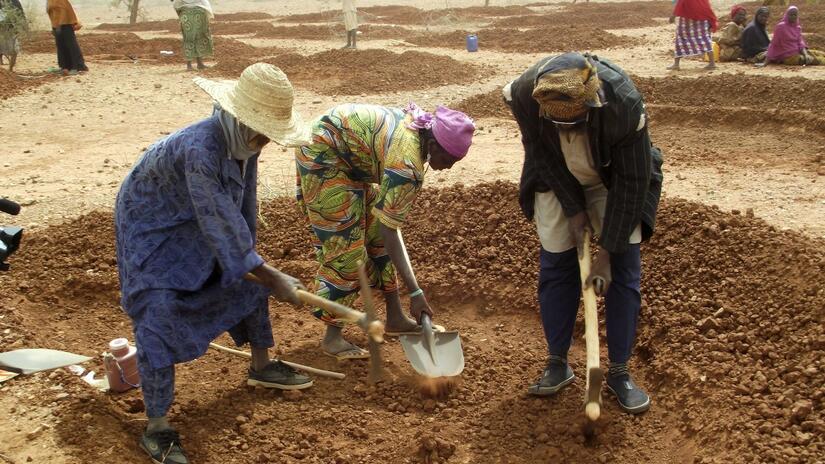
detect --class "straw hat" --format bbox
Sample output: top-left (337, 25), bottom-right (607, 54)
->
top-left (193, 63), bottom-right (311, 147)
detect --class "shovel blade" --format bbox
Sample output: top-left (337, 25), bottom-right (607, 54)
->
top-left (0, 349), bottom-right (92, 375)
top-left (400, 331), bottom-right (464, 378)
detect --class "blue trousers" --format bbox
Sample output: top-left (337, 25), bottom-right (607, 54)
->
top-left (538, 245), bottom-right (641, 364)
top-left (138, 306), bottom-right (273, 418)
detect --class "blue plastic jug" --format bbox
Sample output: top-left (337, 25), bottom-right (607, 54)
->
top-left (466, 34), bottom-right (478, 52)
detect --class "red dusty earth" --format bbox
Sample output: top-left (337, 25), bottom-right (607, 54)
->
top-left (405, 25), bottom-right (640, 53)
top-left (453, 88), bottom-right (509, 120)
top-left (207, 48), bottom-right (492, 96)
top-left (0, 182), bottom-right (822, 464)
top-left (0, 68), bottom-right (57, 100)
top-left (493, 0), bottom-right (673, 29)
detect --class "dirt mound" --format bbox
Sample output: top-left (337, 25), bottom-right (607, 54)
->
top-left (494, 0), bottom-right (672, 29)
top-left (0, 68), bottom-right (57, 100)
top-left (277, 9), bottom-right (342, 23)
top-left (207, 49), bottom-right (491, 95)
top-left (254, 22), bottom-right (343, 39)
top-left (23, 32), bottom-right (182, 60)
top-left (211, 21), bottom-right (281, 36)
top-left (452, 88), bottom-right (510, 120)
top-left (95, 19), bottom-right (179, 32)
top-left (406, 26), bottom-right (639, 53)
top-left (214, 12), bottom-right (274, 21)
top-left (634, 74), bottom-right (825, 115)
top-left (1, 182), bottom-right (823, 463)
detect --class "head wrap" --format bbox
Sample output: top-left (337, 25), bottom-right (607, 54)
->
top-left (214, 104), bottom-right (261, 161)
top-left (766, 6), bottom-right (806, 62)
top-left (730, 4), bottom-right (746, 20)
top-left (531, 53), bottom-right (602, 122)
top-left (404, 103), bottom-right (475, 160)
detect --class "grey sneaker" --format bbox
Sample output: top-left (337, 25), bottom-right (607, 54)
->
top-left (140, 429), bottom-right (188, 464)
top-left (527, 356), bottom-right (575, 396)
top-left (606, 369), bottom-right (650, 414)
top-left (247, 360), bottom-right (313, 390)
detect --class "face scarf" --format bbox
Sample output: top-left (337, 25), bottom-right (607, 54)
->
top-left (532, 65), bottom-right (601, 122)
top-left (214, 104), bottom-right (260, 161)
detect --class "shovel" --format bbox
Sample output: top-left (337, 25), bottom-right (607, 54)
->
top-left (0, 348), bottom-right (92, 375)
top-left (400, 314), bottom-right (464, 378)
top-left (579, 230), bottom-right (605, 422)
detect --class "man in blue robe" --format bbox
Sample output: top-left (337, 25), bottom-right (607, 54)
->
top-left (115, 63), bottom-right (312, 464)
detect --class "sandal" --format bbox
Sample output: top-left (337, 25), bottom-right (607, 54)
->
top-left (322, 346), bottom-right (370, 360)
top-left (384, 323), bottom-right (446, 337)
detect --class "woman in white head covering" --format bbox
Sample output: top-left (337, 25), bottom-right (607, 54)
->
top-left (115, 63), bottom-right (311, 464)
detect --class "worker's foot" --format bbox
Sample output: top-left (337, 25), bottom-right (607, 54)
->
top-left (666, 63), bottom-right (680, 71)
top-left (321, 333), bottom-right (369, 360)
top-left (704, 63), bottom-right (717, 71)
top-left (384, 315), bottom-right (418, 335)
top-left (140, 428), bottom-right (189, 464)
top-left (527, 356), bottom-right (574, 396)
top-left (606, 366), bottom-right (650, 414)
top-left (248, 360), bottom-right (313, 390)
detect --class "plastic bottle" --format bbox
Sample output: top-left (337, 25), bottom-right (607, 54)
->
top-left (466, 34), bottom-right (478, 53)
top-left (104, 338), bottom-right (140, 392)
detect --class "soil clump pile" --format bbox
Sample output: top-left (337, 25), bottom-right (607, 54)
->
top-left (494, 0), bottom-right (672, 29)
top-left (0, 68), bottom-right (56, 100)
top-left (453, 88), bottom-right (510, 120)
top-left (406, 26), bottom-right (638, 53)
top-left (214, 12), bottom-right (274, 21)
top-left (634, 74), bottom-right (825, 114)
top-left (95, 19), bottom-right (179, 32)
top-left (0, 182), bottom-right (822, 463)
top-left (207, 49), bottom-right (490, 95)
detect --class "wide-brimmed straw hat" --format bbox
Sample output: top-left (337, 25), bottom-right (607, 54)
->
top-left (193, 63), bottom-right (311, 147)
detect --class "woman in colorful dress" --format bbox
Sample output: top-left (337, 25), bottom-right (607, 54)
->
top-left (741, 6), bottom-right (771, 63)
top-left (716, 5), bottom-right (747, 62)
top-left (172, 0), bottom-right (214, 71)
top-left (765, 6), bottom-right (825, 66)
top-left (668, 0), bottom-right (718, 71)
top-left (296, 103), bottom-right (474, 359)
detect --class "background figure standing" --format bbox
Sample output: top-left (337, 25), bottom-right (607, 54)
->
top-left (668, 0), bottom-right (718, 70)
top-left (342, 0), bottom-right (357, 49)
top-left (46, 0), bottom-right (87, 75)
top-left (0, 0), bottom-right (26, 72)
top-left (172, 0), bottom-right (214, 71)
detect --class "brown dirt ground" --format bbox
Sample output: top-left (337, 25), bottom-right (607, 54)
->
top-left (0, 183), bottom-right (822, 464)
top-left (0, 68), bottom-right (57, 100)
top-left (493, 0), bottom-right (673, 29)
top-left (214, 12), bottom-right (275, 21)
top-left (206, 48), bottom-right (492, 96)
top-left (405, 26), bottom-right (640, 53)
top-left (453, 88), bottom-right (509, 120)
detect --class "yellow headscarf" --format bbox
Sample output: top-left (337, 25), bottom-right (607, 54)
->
top-left (532, 62), bottom-right (601, 121)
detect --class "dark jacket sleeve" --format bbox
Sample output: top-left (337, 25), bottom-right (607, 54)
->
top-left (510, 67), bottom-right (586, 221)
top-left (595, 64), bottom-right (652, 254)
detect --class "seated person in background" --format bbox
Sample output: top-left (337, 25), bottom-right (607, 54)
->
top-left (765, 6), bottom-right (825, 65)
top-left (741, 6), bottom-right (771, 63)
top-left (716, 5), bottom-right (747, 61)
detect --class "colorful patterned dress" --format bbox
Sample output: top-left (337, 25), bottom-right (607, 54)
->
top-left (296, 104), bottom-right (425, 325)
top-left (178, 6), bottom-right (213, 61)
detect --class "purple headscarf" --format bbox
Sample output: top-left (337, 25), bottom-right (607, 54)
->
top-left (404, 102), bottom-right (475, 160)
top-left (766, 6), bottom-right (807, 62)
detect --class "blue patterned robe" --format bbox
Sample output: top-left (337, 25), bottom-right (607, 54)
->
top-left (115, 115), bottom-right (272, 370)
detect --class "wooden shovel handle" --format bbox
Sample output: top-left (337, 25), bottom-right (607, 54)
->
top-left (578, 230), bottom-right (602, 421)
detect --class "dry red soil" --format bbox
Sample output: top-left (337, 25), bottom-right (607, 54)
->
top-left (206, 48), bottom-right (491, 96)
top-left (1, 182), bottom-right (822, 464)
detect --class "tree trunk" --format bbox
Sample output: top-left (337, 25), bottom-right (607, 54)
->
top-left (484, 0), bottom-right (490, 6)
top-left (129, 0), bottom-right (140, 24)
